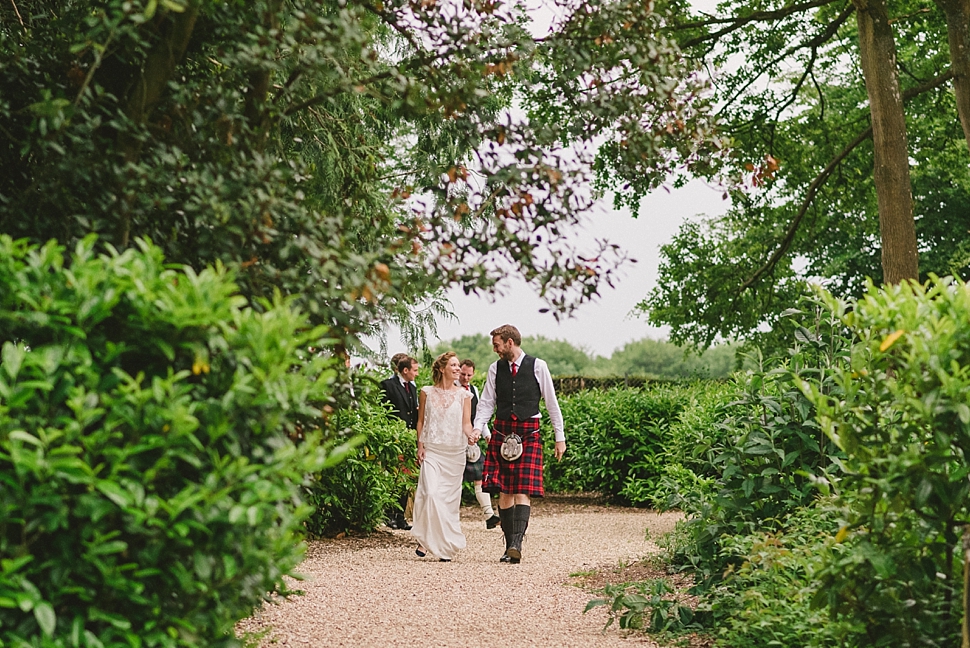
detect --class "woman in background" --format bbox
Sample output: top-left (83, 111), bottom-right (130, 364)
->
top-left (412, 352), bottom-right (478, 561)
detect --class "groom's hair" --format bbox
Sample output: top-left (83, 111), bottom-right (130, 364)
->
top-left (490, 324), bottom-right (521, 345)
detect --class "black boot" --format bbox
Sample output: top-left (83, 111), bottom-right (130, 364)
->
top-left (498, 506), bottom-right (513, 562)
top-left (506, 504), bottom-right (530, 564)
top-left (396, 491), bottom-right (411, 530)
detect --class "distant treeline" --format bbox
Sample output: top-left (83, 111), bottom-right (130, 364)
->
top-left (430, 334), bottom-right (740, 380)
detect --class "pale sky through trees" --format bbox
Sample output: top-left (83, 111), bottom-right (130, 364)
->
top-left (430, 181), bottom-right (729, 357)
top-left (382, 0), bottom-right (730, 359)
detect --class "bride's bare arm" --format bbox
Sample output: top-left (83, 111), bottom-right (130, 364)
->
top-left (416, 389), bottom-right (427, 463)
top-left (462, 394), bottom-right (476, 444)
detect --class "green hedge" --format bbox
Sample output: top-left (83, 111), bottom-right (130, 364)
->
top-left (804, 277), bottom-right (970, 647)
top-left (304, 396), bottom-right (417, 535)
top-left (543, 385), bottom-right (699, 505)
top-left (0, 237), bottom-right (335, 647)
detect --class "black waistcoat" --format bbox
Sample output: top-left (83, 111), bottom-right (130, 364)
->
top-left (495, 355), bottom-right (540, 421)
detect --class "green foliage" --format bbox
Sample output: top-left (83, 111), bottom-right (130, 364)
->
top-left (701, 502), bottom-right (864, 648)
top-left (605, 338), bottom-right (739, 379)
top-left (645, 0), bottom-right (970, 350)
top-left (304, 395), bottom-right (417, 535)
top-left (585, 579), bottom-right (697, 634)
top-left (432, 334), bottom-right (594, 376)
top-left (0, 0), bottom-right (721, 365)
top-left (521, 336), bottom-right (594, 376)
top-left (542, 386), bottom-right (695, 504)
top-left (430, 335), bottom-right (496, 378)
top-left (803, 276), bottom-right (970, 647)
top-left (661, 295), bottom-right (848, 584)
top-left (0, 236), bottom-right (336, 646)
top-left (433, 333), bottom-right (739, 379)
top-left (649, 380), bottom-right (735, 508)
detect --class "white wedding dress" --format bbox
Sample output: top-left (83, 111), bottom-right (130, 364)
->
top-left (412, 386), bottom-right (470, 560)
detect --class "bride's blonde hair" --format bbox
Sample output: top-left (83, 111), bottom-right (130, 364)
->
top-left (431, 351), bottom-right (457, 385)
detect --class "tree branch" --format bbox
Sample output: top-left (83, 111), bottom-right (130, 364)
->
top-left (769, 45), bottom-right (818, 151)
top-left (124, 2), bottom-right (202, 126)
top-left (244, 0), bottom-right (282, 150)
top-left (739, 68), bottom-right (955, 292)
top-left (282, 69), bottom-right (398, 116)
top-left (119, 1), bottom-right (201, 248)
top-left (715, 3), bottom-right (855, 119)
top-left (677, 0), bottom-right (842, 49)
top-left (9, 0), bottom-right (24, 29)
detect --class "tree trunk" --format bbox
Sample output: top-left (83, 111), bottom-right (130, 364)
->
top-left (853, 0), bottom-right (919, 284)
top-left (936, 0), bottom-right (970, 148)
top-left (244, 0), bottom-right (282, 154)
top-left (119, 2), bottom-right (202, 247)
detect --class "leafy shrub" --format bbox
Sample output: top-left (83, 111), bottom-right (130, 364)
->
top-left (0, 237), bottom-right (335, 647)
top-left (701, 501), bottom-right (863, 647)
top-left (585, 579), bottom-right (697, 634)
top-left (651, 380), bottom-right (736, 510)
top-left (542, 385), bottom-right (693, 504)
top-left (303, 394), bottom-right (417, 535)
top-left (804, 277), bottom-right (970, 647)
top-left (664, 296), bottom-right (848, 585)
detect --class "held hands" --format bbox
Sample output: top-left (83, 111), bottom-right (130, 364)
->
top-left (467, 428), bottom-right (481, 445)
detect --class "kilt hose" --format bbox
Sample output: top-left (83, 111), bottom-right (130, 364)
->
top-left (482, 418), bottom-right (544, 497)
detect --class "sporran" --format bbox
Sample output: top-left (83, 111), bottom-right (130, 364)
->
top-left (500, 433), bottom-right (523, 461)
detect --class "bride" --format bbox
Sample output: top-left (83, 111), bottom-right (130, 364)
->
top-left (412, 351), bottom-right (478, 561)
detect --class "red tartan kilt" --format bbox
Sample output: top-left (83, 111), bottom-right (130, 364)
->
top-left (482, 418), bottom-right (544, 497)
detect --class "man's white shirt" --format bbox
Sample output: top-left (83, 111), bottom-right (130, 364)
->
top-left (473, 349), bottom-right (565, 442)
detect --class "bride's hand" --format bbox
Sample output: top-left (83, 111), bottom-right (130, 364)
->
top-left (417, 442), bottom-right (426, 464)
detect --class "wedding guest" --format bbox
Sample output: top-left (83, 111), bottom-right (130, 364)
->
top-left (380, 355), bottom-right (420, 530)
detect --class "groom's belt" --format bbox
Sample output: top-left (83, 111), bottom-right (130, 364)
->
top-left (491, 418), bottom-right (539, 437)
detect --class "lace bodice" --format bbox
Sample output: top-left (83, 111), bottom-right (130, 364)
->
top-left (420, 386), bottom-right (469, 448)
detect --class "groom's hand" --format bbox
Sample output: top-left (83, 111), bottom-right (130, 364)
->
top-left (554, 441), bottom-right (566, 461)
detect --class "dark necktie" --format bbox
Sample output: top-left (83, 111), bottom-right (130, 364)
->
top-left (510, 362), bottom-right (518, 419)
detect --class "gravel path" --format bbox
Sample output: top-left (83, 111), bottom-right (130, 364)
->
top-left (239, 496), bottom-right (682, 647)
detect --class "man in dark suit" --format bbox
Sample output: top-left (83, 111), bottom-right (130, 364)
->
top-left (379, 355), bottom-right (419, 529)
top-left (380, 356), bottom-right (419, 430)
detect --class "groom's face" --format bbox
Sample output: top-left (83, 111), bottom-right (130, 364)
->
top-left (491, 335), bottom-right (515, 361)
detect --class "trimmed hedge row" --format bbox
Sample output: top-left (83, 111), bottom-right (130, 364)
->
top-left (304, 397), bottom-right (417, 535)
top-left (542, 384), bottom-right (705, 505)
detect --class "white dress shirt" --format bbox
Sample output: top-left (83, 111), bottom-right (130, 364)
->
top-left (473, 349), bottom-right (565, 442)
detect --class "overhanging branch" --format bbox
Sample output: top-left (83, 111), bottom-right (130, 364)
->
top-left (677, 0), bottom-right (842, 49)
top-left (715, 3), bottom-right (855, 119)
top-left (738, 68), bottom-right (955, 292)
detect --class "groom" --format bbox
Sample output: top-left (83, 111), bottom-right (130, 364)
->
top-left (473, 324), bottom-right (566, 563)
